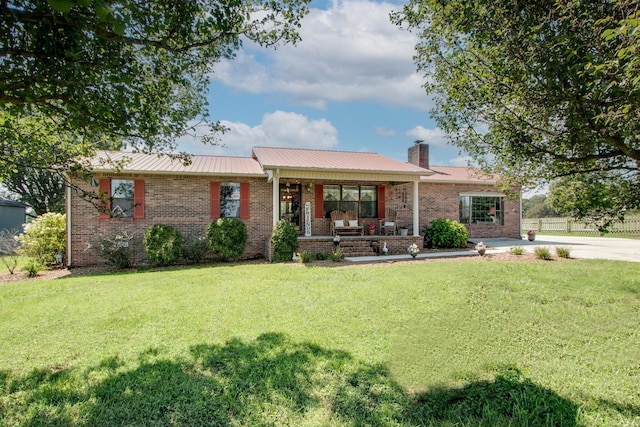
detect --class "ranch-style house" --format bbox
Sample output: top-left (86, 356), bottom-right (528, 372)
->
top-left (65, 142), bottom-right (521, 266)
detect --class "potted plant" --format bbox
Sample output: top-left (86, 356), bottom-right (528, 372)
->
top-left (475, 241), bottom-right (486, 256)
top-left (367, 222), bottom-right (376, 235)
top-left (527, 230), bottom-right (536, 241)
top-left (399, 225), bottom-right (409, 236)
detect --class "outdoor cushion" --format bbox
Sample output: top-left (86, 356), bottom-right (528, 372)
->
top-left (335, 220), bottom-right (344, 227)
top-left (348, 220), bottom-right (358, 227)
top-left (384, 221), bottom-right (395, 227)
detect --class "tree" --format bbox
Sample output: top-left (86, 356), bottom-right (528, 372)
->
top-left (522, 195), bottom-right (558, 219)
top-left (1, 166), bottom-right (65, 216)
top-left (547, 172), bottom-right (638, 232)
top-left (392, 0), bottom-right (640, 219)
top-left (1, 0), bottom-right (309, 175)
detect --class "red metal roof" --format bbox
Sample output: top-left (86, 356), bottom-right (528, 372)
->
top-left (88, 151), bottom-right (266, 176)
top-left (252, 147), bottom-right (430, 174)
top-left (86, 150), bottom-right (496, 183)
top-left (423, 166), bottom-right (498, 183)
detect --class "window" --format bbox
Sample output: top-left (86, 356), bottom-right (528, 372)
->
top-left (111, 179), bottom-right (134, 218)
top-left (210, 181), bottom-right (250, 219)
top-left (220, 183), bottom-right (241, 218)
top-left (98, 178), bottom-right (144, 219)
top-left (323, 185), bottom-right (378, 218)
top-left (459, 195), bottom-right (503, 225)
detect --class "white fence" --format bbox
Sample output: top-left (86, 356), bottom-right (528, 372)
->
top-left (522, 215), bottom-right (640, 234)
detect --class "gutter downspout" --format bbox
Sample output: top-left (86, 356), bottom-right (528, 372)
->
top-left (520, 189), bottom-right (523, 239)
top-left (272, 169), bottom-right (280, 227)
top-left (412, 180), bottom-right (420, 236)
top-left (64, 173), bottom-right (72, 267)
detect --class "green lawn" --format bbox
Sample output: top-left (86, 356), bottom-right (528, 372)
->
top-left (1, 259), bottom-right (639, 426)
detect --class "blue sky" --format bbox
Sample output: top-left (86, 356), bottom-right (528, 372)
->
top-left (178, 0), bottom-right (471, 167)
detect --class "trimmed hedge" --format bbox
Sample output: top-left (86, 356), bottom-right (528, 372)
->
top-left (424, 218), bottom-right (468, 248)
top-left (206, 218), bottom-right (247, 261)
top-left (143, 224), bottom-right (183, 266)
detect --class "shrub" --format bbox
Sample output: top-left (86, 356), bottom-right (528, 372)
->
top-left (207, 218), bottom-right (247, 261)
top-left (329, 247), bottom-right (343, 262)
top-left (423, 218), bottom-right (468, 248)
top-left (182, 235), bottom-right (210, 264)
top-left (534, 246), bottom-right (553, 260)
top-left (510, 245), bottom-right (525, 255)
top-left (271, 220), bottom-right (298, 262)
top-left (23, 258), bottom-right (44, 278)
top-left (0, 229), bottom-right (21, 274)
top-left (93, 231), bottom-right (137, 268)
top-left (556, 247), bottom-right (571, 258)
top-left (143, 224), bottom-right (183, 266)
top-left (17, 213), bottom-right (66, 265)
top-left (313, 252), bottom-right (327, 261)
top-left (298, 250), bottom-right (312, 263)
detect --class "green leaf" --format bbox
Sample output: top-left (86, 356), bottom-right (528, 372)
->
top-left (48, 0), bottom-right (72, 13)
top-left (112, 21), bottom-right (126, 36)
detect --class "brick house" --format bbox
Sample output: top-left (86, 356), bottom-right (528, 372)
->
top-left (65, 143), bottom-right (521, 266)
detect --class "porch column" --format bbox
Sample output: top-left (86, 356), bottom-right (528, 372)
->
top-left (272, 173), bottom-right (280, 227)
top-left (412, 179), bottom-right (420, 236)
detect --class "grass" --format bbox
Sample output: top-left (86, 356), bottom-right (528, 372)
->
top-left (1, 260), bottom-right (639, 426)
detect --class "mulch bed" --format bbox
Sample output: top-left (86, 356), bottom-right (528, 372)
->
top-left (1, 250), bottom-right (575, 284)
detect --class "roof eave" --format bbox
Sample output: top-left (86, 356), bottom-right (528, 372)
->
top-left (90, 168), bottom-right (267, 178)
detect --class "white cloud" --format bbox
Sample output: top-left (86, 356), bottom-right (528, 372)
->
top-left (448, 156), bottom-right (475, 167)
top-left (405, 126), bottom-right (450, 148)
top-left (177, 111), bottom-right (339, 157)
top-left (212, 0), bottom-right (432, 110)
top-left (374, 126), bottom-right (396, 137)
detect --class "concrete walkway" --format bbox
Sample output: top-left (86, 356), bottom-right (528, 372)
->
top-left (345, 235), bottom-right (640, 263)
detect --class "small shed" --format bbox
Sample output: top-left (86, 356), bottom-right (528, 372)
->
top-left (0, 198), bottom-right (28, 233)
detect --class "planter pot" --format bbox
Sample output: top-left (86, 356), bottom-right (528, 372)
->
top-left (477, 248), bottom-right (486, 256)
top-left (527, 233), bottom-right (536, 241)
top-left (399, 228), bottom-right (408, 236)
top-left (367, 229), bottom-right (375, 235)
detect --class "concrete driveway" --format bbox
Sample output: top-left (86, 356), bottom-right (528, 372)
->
top-left (471, 235), bottom-right (640, 262)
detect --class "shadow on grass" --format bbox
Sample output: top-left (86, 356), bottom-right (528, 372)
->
top-left (1, 333), bottom-right (588, 426)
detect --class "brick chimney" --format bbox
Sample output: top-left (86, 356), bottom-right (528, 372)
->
top-left (408, 140), bottom-right (429, 169)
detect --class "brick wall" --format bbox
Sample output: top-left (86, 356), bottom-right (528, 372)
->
top-left (417, 182), bottom-right (521, 239)
top-left (69, 173), bottom-right (273, 266)
top-left (69, 174), bottom-right (521, 266)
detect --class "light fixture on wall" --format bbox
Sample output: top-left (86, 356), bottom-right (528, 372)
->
top-left (306, 182), bottom-right (313, 194)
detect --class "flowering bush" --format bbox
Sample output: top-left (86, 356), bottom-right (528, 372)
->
top-left (527, 229), bottom-right (536, 234)
top-left (475, 241), bottom-right (486, 255)
top-left (18, 212), bottom-right (66, 265)
top-left (367, 222), bottom-right (376, 230)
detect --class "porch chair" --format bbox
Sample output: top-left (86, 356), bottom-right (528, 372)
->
top-left (343, 210), bottom-right (364, 235)
top-left (379, 208), bottom-right (398, 235)
top-left (330, 210), bottom-right (345, 236)
top-left (330, 210), bottom-right (364, 236)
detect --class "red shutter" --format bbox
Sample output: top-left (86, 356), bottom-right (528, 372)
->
top-left (314, 184), bottom-right (324, 218)
top-left (98, 178), bottom-right (111, 219)
top-left (240, 182), bottom-right (250, 219)
top-left (210, 181), bottom-right (220, 219)
top-left (133, 180), bottom-right (145, 219)
top-left (377, 185), bottom-right (386, 218)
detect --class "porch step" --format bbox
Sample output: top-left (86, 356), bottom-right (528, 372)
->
top-left (338, 240), bottom-right (378, 257)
